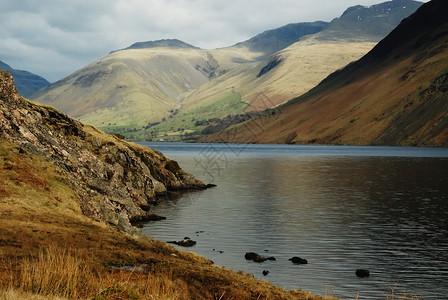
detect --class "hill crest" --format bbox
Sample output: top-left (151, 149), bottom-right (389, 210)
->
top-left (111, 39), bottom-right (200, 54)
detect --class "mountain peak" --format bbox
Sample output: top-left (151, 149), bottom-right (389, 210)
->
top-left (112, 39), bottom-right (200, 53)
top-left (318, 0), bottom-right (424, 42)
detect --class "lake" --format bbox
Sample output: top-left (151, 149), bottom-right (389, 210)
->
top-left (139, 143), bottom-right (448, 299)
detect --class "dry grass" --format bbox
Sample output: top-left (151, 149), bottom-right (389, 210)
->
top-left (0, 246), bottom-right (191, 300)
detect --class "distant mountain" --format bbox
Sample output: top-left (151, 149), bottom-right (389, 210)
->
top-left (232, 21), bottom-right (328, 56)
top-left (200, 0), bottom-right (448, 146)
top-left (0, 60), bottom-right (50, 98)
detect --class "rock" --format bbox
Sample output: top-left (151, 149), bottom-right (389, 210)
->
top-left (205, 183), bottom-right (217, 188)
top-left (262, 270), bottom-right (269, 276)
top-left (167, 238), bottom-right (197, 247)
top-left (289, 257), bottom-right (308, 264)
top-left (245, 252), bottom-right (267, 263)
top-left (355, 269), bottom-right (370, 278)
top-left (266, 256), bottom-right (276, 261)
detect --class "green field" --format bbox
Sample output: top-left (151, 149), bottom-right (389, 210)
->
top-left (109, 90), bottom-right (250, 141)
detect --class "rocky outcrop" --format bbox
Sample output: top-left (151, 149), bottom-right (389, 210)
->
top-left (0, 69), bottom-right (206, 233)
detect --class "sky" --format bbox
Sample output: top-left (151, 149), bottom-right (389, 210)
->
top-left (0, 0), bottom-right (429, 82)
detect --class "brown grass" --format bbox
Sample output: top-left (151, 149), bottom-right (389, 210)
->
top-left (1, 246), bottom-right (192, 300)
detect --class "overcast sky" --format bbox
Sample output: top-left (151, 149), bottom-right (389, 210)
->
top-left (0, 0), bottom-right (428, 82)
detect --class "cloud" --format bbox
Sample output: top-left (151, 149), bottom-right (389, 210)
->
top-left (0, 0), bottom-right (429, 82)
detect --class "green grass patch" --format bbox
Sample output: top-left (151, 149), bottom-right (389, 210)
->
top-left (122, 91), bottom-right (251, 141)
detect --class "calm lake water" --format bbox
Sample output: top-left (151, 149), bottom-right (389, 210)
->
top-left (139, 143), bottom-right (448, 300)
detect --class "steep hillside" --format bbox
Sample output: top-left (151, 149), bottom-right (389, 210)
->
top-left (200, 0), bottom-right (448, 147)
top-left (0, 60), bottom-right (50, 98)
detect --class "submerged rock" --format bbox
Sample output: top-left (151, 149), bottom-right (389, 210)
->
top-left (289, 257), bottom-right (308, 264)
top-left (262, 270), bottom-right (269, 276)
top-left (245, 252), bottom-right (266, 262)
top-left (355, 269), bottom-right (370, 278)
top-left (167, 238), bottom-right (197, 247)
top-left (245, 252), bottom-right (275, 263)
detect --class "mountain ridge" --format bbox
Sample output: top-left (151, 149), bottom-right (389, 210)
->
top-left (0, 60), bottom-right (50, 98)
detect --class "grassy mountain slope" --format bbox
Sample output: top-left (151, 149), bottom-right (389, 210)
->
top-left (1, 70), bottom-right (329, 299)
top-left (200, 0), bottom-right (448, 147)
top-left (31, 46), bottom-right (264, 133)
top-left (0, 60), bottom-right (50, 98)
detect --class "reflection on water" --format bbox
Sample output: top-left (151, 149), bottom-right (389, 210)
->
top-left (141, 143), bottom-right (448, 300)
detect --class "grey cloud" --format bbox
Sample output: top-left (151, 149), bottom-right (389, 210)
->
top-left (0, 0), bottom-right (429, 82)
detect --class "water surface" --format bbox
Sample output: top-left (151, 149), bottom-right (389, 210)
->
top-left (140, 143), bottom-right (448, 299)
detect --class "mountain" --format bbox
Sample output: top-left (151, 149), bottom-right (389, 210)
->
top-left (32, 0), bottom-right (423, 142)
top-left (0, 60), bottom-right (50, 98)
top-left (200, 0), bottom-right (448, 147)
top-left (31, 44), bottom-right (264, 133)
